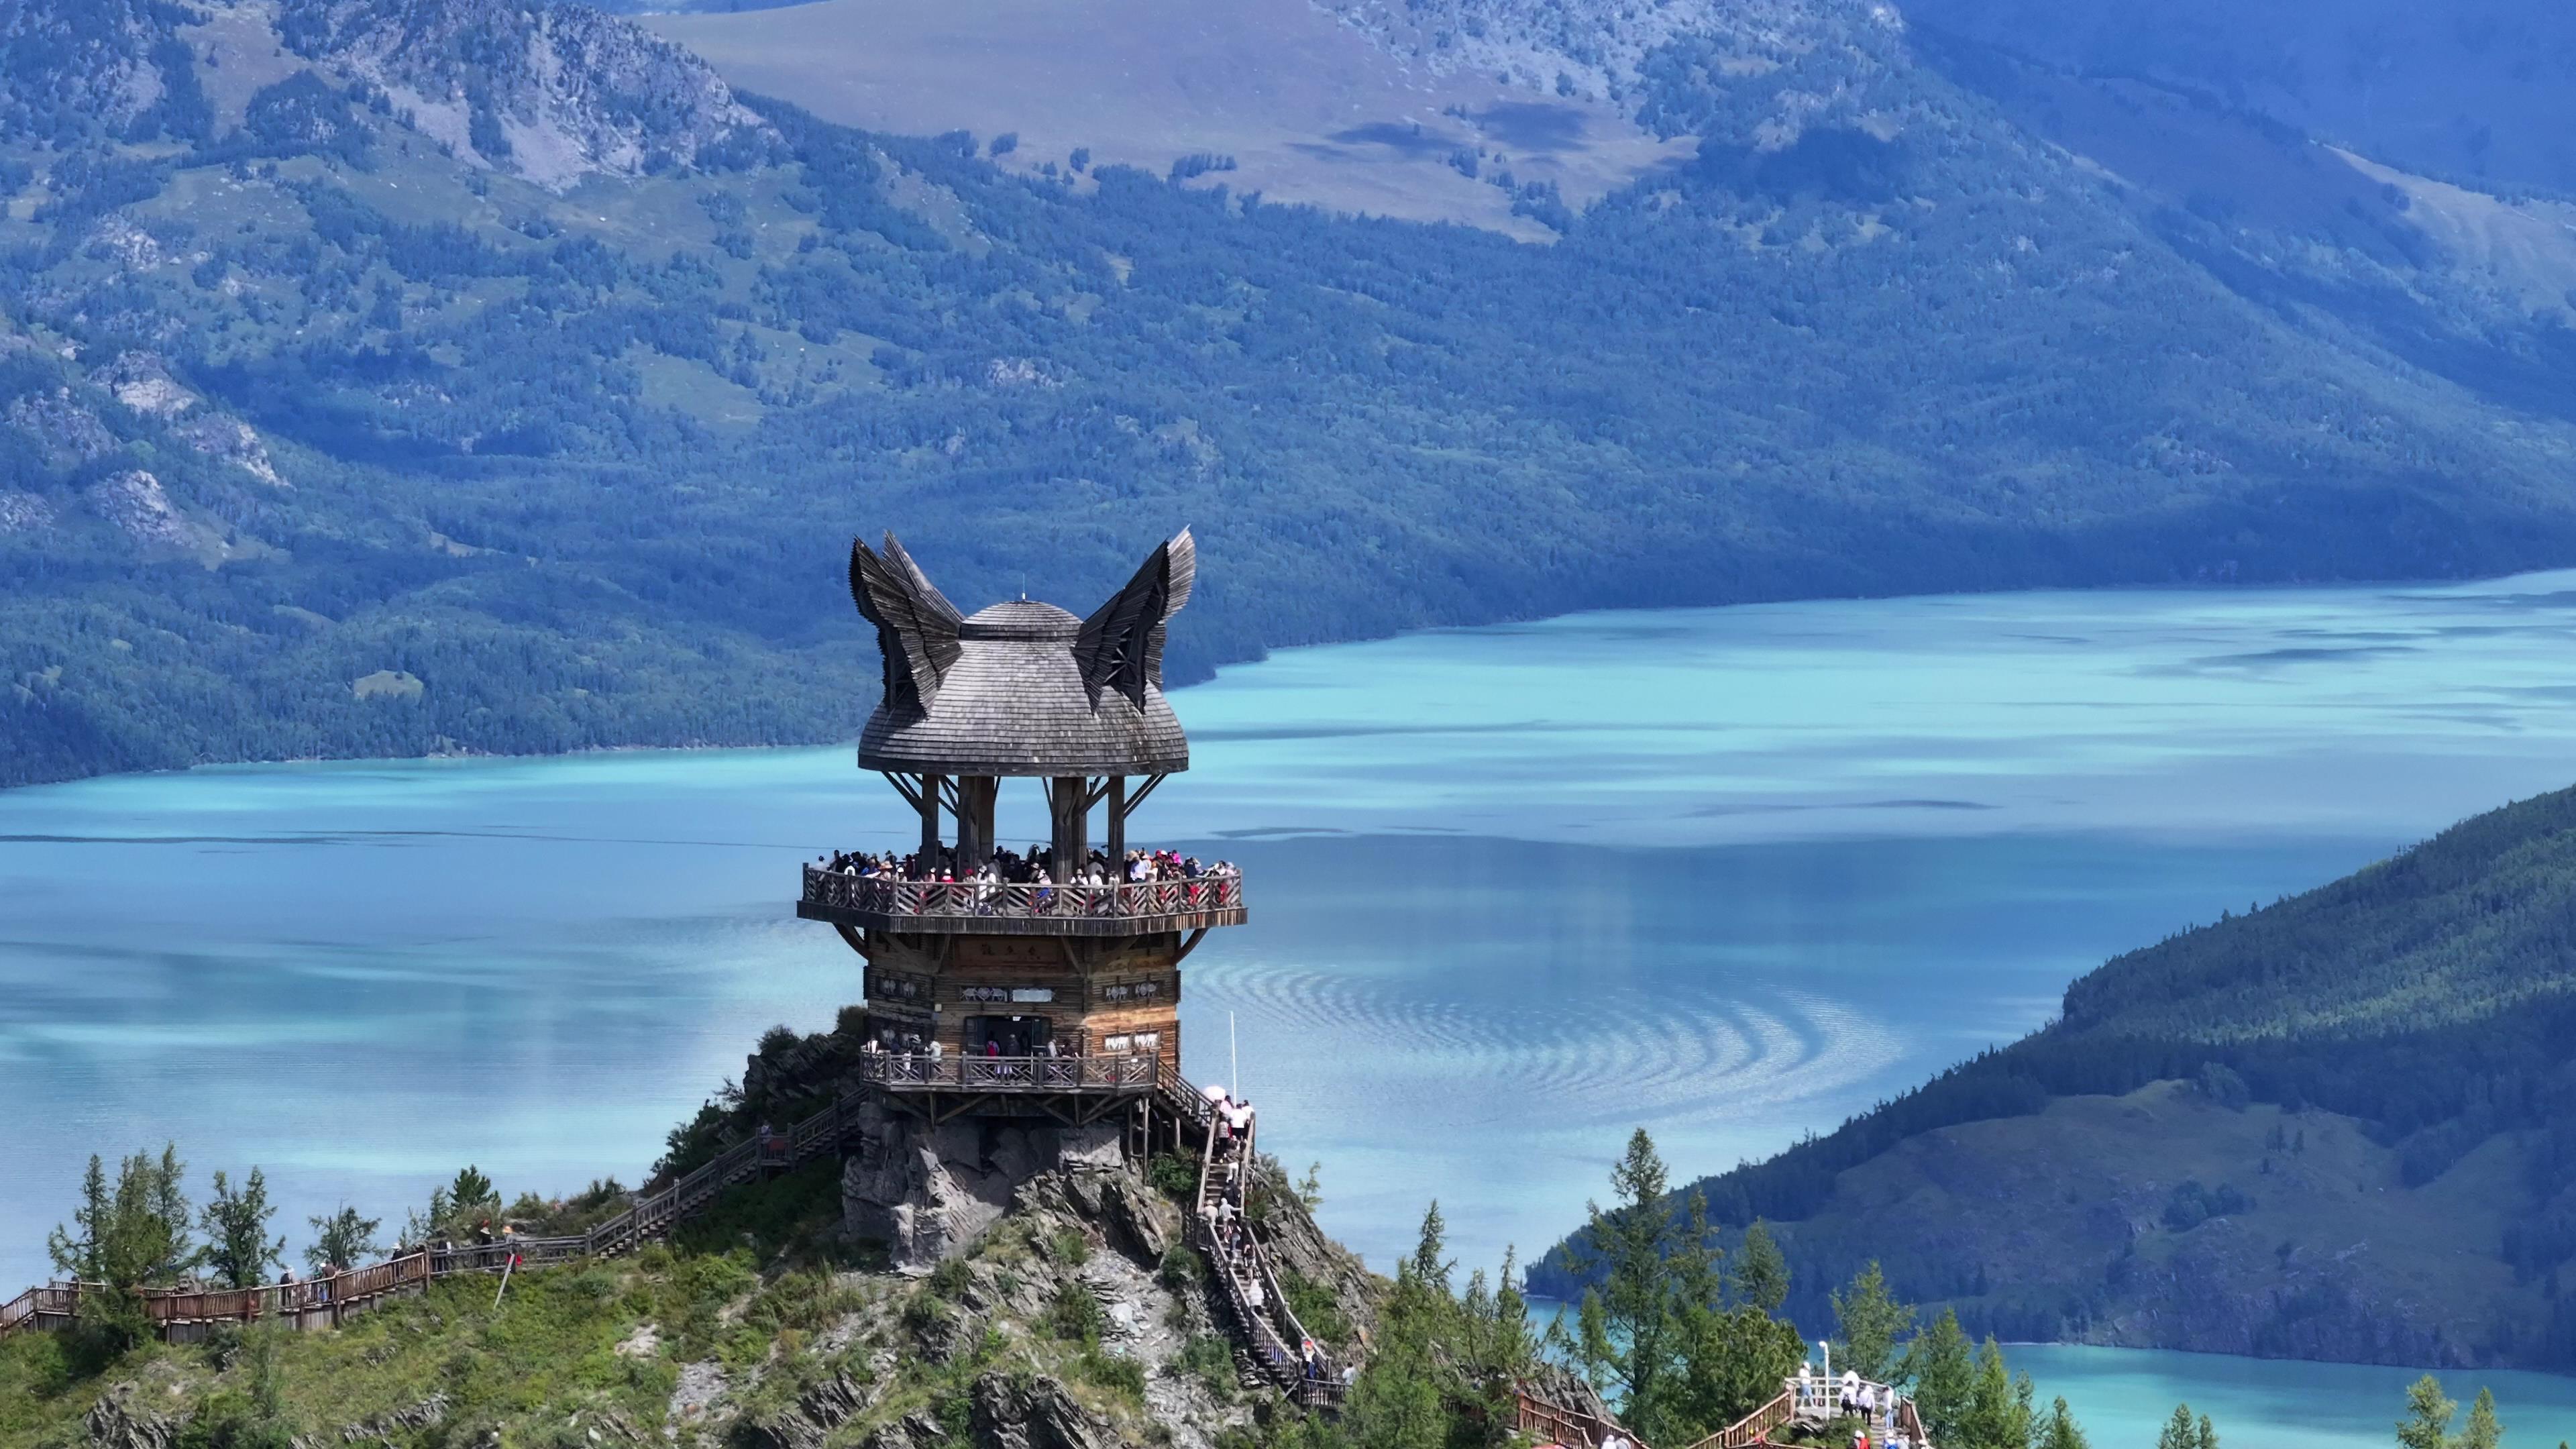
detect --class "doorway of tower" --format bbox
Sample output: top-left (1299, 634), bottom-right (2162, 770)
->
top-left (965, 1014), bottom-right (1053, 1059)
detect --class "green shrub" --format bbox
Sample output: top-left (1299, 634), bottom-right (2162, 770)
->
top-left (1277, 1269), bottom-right (1350, 1350)
top-left (1148, 1153), bottom-right (1199, 1199)
top-left (1046, 1228), bottom-right (1091, 1267)
top-left (1047, 1282), bottom-right (1106, 1344)
top-left (926, 1256), bottom-right (971, 1301)
top-left (1179, 1334), bottom-right (1236, 1396)
top-left (1157, 1244), bottom-right (1202, 1293)
top-left (1075, 1347), bottom-right (1146, 1403)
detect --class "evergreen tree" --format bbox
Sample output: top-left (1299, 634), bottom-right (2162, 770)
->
top-left (1572, 1130), bottom-right (1687, 1440)
top-left (1831, 1262), bottom-right (1914, 1385)
top-left (2158, 1405), bottom-right (2200, 1449)
top-left (45, 1154), bottom-right (111, 1283)
top-left (449, 1165), bottom-right (497, 1213)
top-left (2198, 1411), bottom-right (2220, 1449)
top-left (1341, 1203), bottom-right (1456, 1449)
top-left (44, 1144), bottom-right (193, 1346)
top-left (2038, 1397), bottom-right (2090, 1449)
top-left (198, 1167), bottom-right (285, 1289)
top-left (1958, 1338), bottom-right (2029, 1449)
top-left (2398, 1377), bottom-right (2457, 1449)
top-left (1904, 1308), bottom-right (1976, 1442)
top-left (1732, 1221), bottom-right (1789, 1316)
top-left (305, 1205), bottom-right (382, 1273)
top-left (2458, 1388), bottom-right (2502, 1449)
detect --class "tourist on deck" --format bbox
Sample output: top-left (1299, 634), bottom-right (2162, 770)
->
top-left (1841, 1369), bottom-right (1861, 1413)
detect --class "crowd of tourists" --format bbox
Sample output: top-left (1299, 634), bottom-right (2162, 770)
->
top-left (1792, 1363), bottom-right (1915, 1449)
top-left (816, 843), bottom-right (1239, 896)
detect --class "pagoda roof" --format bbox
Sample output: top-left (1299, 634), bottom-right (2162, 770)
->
top-left (849, 531), bottom-right (1194, 777)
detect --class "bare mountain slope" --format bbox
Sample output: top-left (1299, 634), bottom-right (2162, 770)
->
top-left (645, 0), bottom-right (1693, 237)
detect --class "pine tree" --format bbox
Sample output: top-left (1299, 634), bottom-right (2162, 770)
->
top-left (1903, 1309), bottom-right (1976, 1442)
top-left (2198, 1411), bottom-right (2220, 1449)
top-left (2037, 1396), bottom-right (2090, 1449)
top-left (1341, 1203), bottom-right (1456, 1449)
top-left (1572, 1130), bottom-right (1686, 1442)
top-left (2397, 1376), bottom-right (2456, 1449)
top-left (45, 1155), bottom-right (111, 1283)
top-left (45, 1145), bottom-right (193, 1346)
top-left (1831, 1263), bottom-right (1915, 1385)
top-left (199, 1167), bottom-right (286, 1289)
top-left (2457, 1388), bottom-right (2502, 1449)
top-left (305, 1205), bottom-right (382, 1274)
top-left (1959, 1338), bottom-right (2025, 1449)
top-left (1732, 1221), bottom-right (1789, 1316)
top-left (2158, 1404), bottom-right (2199, 1449)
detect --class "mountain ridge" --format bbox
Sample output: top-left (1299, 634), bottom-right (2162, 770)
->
top-left (7, 0), bottom-right (2576, 790)
top-left (1532, 782), bottom-right (2576, 1372)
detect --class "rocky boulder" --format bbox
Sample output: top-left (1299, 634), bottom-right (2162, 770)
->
top-left (968, 1371), bottom-right (1114, 1449)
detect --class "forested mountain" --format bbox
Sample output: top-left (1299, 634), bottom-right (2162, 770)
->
top-left (5, 0), bottom-right (2576, 788)
top-left (1532, 784), bottom-right (2576, 1372)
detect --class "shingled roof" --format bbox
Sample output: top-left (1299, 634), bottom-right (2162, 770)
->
top-left (850, 531), bottom-right (1195, 777)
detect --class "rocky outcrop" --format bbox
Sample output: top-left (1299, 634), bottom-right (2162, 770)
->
top-left (85, 470), bottom-right (195, 551)
top-left (968, 1372), bottom-right (1114, 1449)
top-left (7, 390), bottom-right (118, 462)
top-left (0, 490), bottom-right (57, 535)
top-left (840, 1096), bottom-right (1124, 1272)
top-left (1316, 0), bottom-right (1860, 107)
top-left (1245, 1157), bottom-right (1380, 1348)
top-left (85, 1384), bottom-right (180, 1449)
top-left (88, 352), bottom-right (289, 487)
top-left (274, 0), bottom-right (780, 188)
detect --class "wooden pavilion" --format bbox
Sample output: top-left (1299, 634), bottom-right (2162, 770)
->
top-left (797, 529), bottom-right (1243, 1127)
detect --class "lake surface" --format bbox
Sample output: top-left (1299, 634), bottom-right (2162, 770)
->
top-left (12, 571), bottom-right (2576, 1441)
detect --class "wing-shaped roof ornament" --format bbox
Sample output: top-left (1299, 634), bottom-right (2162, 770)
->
top-left (1075, 528), bottom-right (1195, 711)
top-left (849, 532), bottom-right (964, 717)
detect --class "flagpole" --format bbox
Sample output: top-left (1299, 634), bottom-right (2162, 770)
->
top-left (1229, 1011), bottom-right (1238, 1097)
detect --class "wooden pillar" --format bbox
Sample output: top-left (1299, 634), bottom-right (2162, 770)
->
top-left (957, 775), bottom-right (998, 867)
top-left (919, 773), bottom-right (943, 860)
top-left (1106, 775), bottom-right (1127, 863)
top-left (1051, 775), bottom-right (1087, 876)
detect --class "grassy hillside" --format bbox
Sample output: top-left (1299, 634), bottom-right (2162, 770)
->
top-left (7, 0), bottom-right (2576, 789)
top-left (0, 1157), bottom-right (1352, 1449)
top-left (1533, 783), bottom-right (2576, 1371)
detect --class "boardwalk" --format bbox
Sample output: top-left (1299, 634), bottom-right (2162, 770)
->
top-left (1511, 1366), bottom-right (1933, 1449)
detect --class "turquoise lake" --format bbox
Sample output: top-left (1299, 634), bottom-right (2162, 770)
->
top-left (12, 571), bottom-right (2576, 1439)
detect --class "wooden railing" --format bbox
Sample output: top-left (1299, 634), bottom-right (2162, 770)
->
top-left (803, 867), bottom-right (1243, 923)
top-left (0, 1090), bottom-right (870, 1344)
top-left (1521, 1370), bottom-right (1929, 1449)
top-left (1514, 1387), bottom-right (1636, 1449)
top-left (857, 1051), bottom-right (1159, 1091)
top-left (1692, 1389), bottom-right (1792, 1449)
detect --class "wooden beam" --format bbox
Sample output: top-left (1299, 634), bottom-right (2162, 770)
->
top-left (1173, 926), bottom-right (1212, 965)
top-left (880, 771), bottom-right (924, 812)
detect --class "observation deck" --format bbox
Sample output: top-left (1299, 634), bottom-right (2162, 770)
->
top-left (798, 864), bottom-right (1246, 936)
